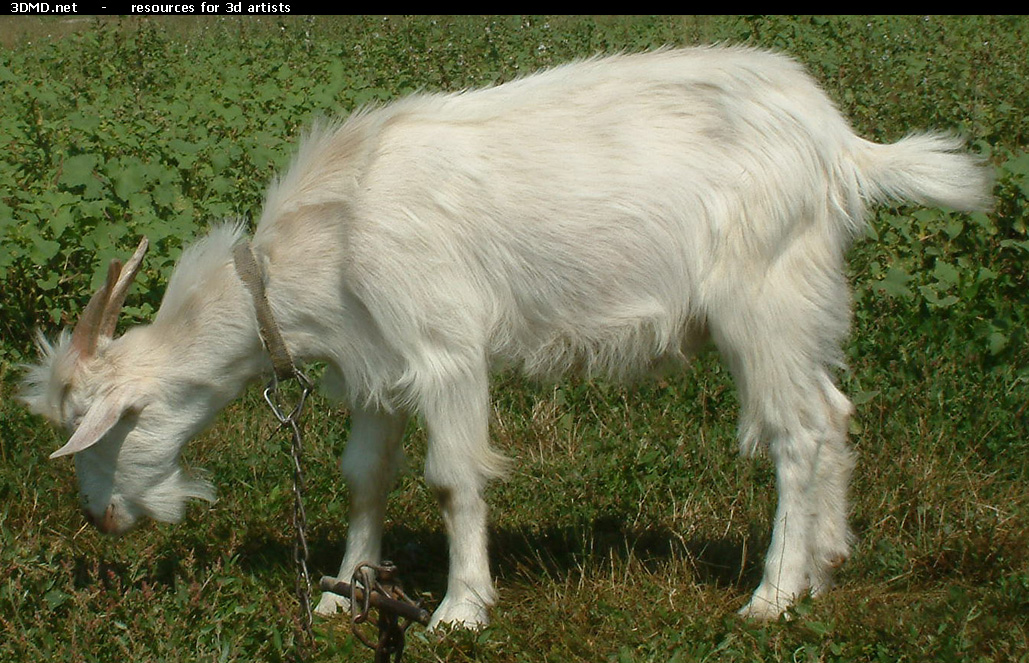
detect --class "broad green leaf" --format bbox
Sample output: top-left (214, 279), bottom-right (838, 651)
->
top-left (43, 589), bottom-right (70, 610)
top-left (933, 261), bottom-right (960, 287)
top-left (876, 266), bottom-right (914, 299)
top-left (1000, 239), bottom-right (1029, 255)
top-left (919, 285), bottom-right (958, 309)
top-left (38, 273), bottom-right (60, 291)
top-left (50, 205), bottom-right (75, 238)
top-left (29, 235), bottom-right (60, 263)
top-left (988, 330), bottom-right (1009, 355)
top-left (58, 154), bottom-right (100, 193)
top-left (109, 157), bottom-right (150, 201)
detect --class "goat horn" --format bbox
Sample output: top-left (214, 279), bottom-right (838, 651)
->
top-left (69, 237), bottom-right (150, 359)
top-left (98, 237), bottom-right (149, 341)
top-left (70, 259), bottom-right (120, 359)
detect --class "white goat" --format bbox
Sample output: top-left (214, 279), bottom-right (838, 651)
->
top-left (21, 47), bottom-right (990, 628)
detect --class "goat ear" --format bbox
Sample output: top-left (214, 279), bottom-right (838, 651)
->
top-left (49, 393), bottom-right (131, 460)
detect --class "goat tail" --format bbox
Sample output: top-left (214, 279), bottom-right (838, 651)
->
top-left (851, 132), bottom-right (993, 215)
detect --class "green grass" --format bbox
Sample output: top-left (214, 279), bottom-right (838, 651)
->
top-left (1, 15), bottom-right (1027, 663)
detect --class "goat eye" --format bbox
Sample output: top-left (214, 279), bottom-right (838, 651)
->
top-left (65, 412), bottom-right (83, 432)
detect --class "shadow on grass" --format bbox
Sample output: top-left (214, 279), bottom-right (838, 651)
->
top-left (60, 512), bottom-right (766, 616)
top-left (300, 515), bottom-right (767, 610)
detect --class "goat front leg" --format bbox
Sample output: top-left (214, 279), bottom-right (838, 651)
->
top-left (314, 406), bottom-right (407, 617)
top-left (420, 366), bottom-right (508, 631)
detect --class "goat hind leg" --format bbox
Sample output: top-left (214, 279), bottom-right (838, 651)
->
top-left (806, 377), bottom-right (855, 597)
top-left (735, 373), bottom-right (855, 619)
top-left (739, 424), bottom-right (819, 621)
top-left (709, 274), bottom-right (853, 620)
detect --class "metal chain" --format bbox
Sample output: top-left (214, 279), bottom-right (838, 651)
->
top-left (263, 369), bottom-right (315, 661)
top-left (261, 369), bottom-right (430, 662)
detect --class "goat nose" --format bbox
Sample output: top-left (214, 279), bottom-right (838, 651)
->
top-left (99, 505), bottom-right (119, 534)
top-left (84, 505), bottom-right (120, 535)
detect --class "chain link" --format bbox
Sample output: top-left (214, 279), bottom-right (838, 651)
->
top-left (263, 369), bottom-right (315, 661)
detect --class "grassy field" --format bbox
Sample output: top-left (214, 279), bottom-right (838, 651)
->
top-left (1, 15), bottom-right (1027, 663)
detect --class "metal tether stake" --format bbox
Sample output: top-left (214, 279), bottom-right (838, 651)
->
top-left (264, 369), bottom-right (315, 660)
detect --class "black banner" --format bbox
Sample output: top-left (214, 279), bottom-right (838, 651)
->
top-left (4, 1), bottom-right (298, 13)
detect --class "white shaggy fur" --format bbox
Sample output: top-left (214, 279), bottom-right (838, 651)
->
top-left (21, 47), bottom-right (990, 627)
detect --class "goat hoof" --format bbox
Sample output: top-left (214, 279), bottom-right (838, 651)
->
top-left (738, 592), bottom-right (792, 622)
top-left (314, 590), bottom-right (351, 617)
top-left (427, 597), bottom-right (490, 632)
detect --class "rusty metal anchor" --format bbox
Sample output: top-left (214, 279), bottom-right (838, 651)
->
top-left (320, 562), bottom-right (431, 663)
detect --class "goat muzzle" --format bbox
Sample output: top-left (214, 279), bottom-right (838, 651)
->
top-left (84, 504), bottom-right (122, 535)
